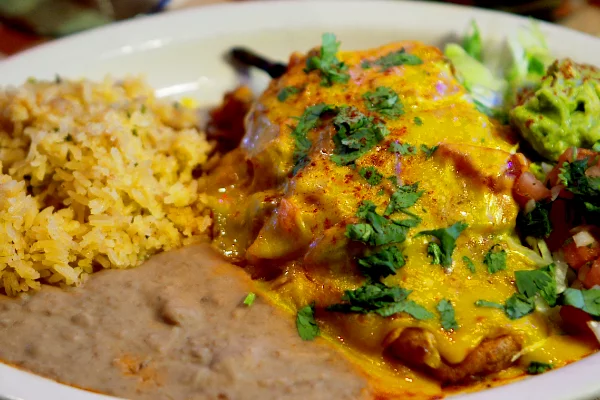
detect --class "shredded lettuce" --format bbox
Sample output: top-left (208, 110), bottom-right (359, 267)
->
top-left (505, 20), bottom-right (553, 105)
top-left (444, 19), bottom-right (553, 121)
top-left (444, 21), bottom-right (507, 122)
top-left (444, 43), bottom-right (506, 117)
top-left (463, 20), bottom-right (483, 62)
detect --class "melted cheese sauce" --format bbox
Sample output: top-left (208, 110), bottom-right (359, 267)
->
top-left (207, 40), bottom-right (599, 398)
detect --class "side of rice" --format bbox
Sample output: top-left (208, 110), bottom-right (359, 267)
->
top-left (0, 76), bottom-right (213, 295)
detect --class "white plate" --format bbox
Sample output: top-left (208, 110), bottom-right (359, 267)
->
top-left (1, 1), bottom-right (599, 399)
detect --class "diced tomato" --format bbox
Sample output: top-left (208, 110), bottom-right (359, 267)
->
top-left (583, 258), bottom-right (600, 288)
top-left (563, 239), bottom-right (600, 270)
top-left (513, 172), bottom-right (551, 207)
top-left (560, 305), bottom-right (594, 336)
top-left (545, 199), bottom-right (574, 251)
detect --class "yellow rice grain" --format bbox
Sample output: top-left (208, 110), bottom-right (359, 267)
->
top-left (0, 76), bottom-right (214, 295)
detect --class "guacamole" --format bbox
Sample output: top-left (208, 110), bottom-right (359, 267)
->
top-left (510, 58), bottom-right (600, 161)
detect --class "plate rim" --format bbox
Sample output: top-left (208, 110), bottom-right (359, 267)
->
top-left (0, 1), bottom-right (598, 400)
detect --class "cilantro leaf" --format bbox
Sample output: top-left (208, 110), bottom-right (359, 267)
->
top-left (362, 86), bottom-right (405, 118)
top-left (463, 256), bottom-right (476, 273)
top-left (474, 100), bottom-right (509, 124)
top-left (362, 48), bottom-right (423, 71)
top-left (277, 86), bottom-right (301, 102)
top-left (379, 300), bottom-right (435, 320)
top-left (290, 104), bottom-right (334, 175)
top-left (476, 294), bottom-right (535, 320)
top-left (346, 201), bottom-right (409, 246)
top-left (413, 116), bottom-right (423, 126)
top-left (389, 141), bottom-right (417, 156)
top-left (296, 304), bottom-right (320, 341)
top-left (417, 222), bottom-right (468, 269)
top-left (474, 299), bottom-right (505, 309)
top-left (517, 201), bottom-right (553, 238)
top-left (484, 244), bottom-right (507, 274)
top-left (304, 33), bottom-right (350, 87)
top-left (427, 242), bottom-right (443, 265)
top-left (515, 263), bottom-right (557, 306)
top-left (357, 246), bottom-right (405, 280)
top-left (560, 288), bottom-right (600, 317)
top-left (527, 361), bottom-right (553, 375)
top-left (558, 157), bottom-right (600, 219)
top-left (359, 166), bottom-right (383, 186)
top-left (243, 292), bottom-right (256, 306)
top-left (327, 282), bottom-right (433, 320)
top-left (420, 144), bottom-right (439, 159)
top-left (330, 107), bottom-right (389, 165)
top-left (384, 183), bottom-right (424, 216)
top-left (437, 299), bottom-right (459, 331)
top-left (505, 293), bottom-right (535, 319)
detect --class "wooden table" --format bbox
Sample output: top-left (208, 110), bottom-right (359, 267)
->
top-left (0, 0), bottom-right (598, 59)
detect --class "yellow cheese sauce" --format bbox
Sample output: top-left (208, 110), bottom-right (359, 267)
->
top-left (207, 40), bottom-right (599, 398)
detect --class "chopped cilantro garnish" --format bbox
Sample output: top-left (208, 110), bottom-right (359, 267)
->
top-left (527, 361), bottom-right (553, 375)
top-left (384, 183), bottom-right (423, 216)
top-left (362, 86), bottom-right (404, 118)
top-left (290, 104), bottom-right (334, 175)
top-left (357, 246), bottom-right (405, 280)
top-left (505, 293), bottom-right (535, 319)
top-left (359, 166), bottom-right (383, 186)
top-left (362, 48), bottom-right (423, 71)
top-left (427, 242), bottom-right (443, 265)
top-left (140, 104), bottom-right (147, 114)
top-left (296, 304), bottom-right (320, 341)
top-left (277, 86), bottom-right (302, 102)
top-left (413, 116), bottom-right (423, 126)
top-left (474, 100), bottom-right (509, 124)
top-left (330, 107), bottom-right (389, 165)
top-left (417, 222), bottom-right (468, 270)
top-left (389, 141), bottom-right (417, 156)
top-left (420, 144), bottom-right (439, 159)
top-left (65, 134), bottom-right (73, 142)
top-left (474, 299), bottom-right (504, 309)
top-left (463, 256), bottom-right (476, 273)
top-left (560, 287), bottom-right (600, 317)
top-left (132, 128), bottom-right (138, 137)
top-left (377, 188), bottom-right (385, 196)
top-left (327, 282), bottom-right (433, 320)
top-left (483, 244), bottom-right (507, 273)
top-left (346, 201), bottom-right (409, 246)
top-left (558, 157), bottom-right (600, 217)
top-left (437, 299), bottom-right (459, 331)
top-left (476, 296), bottom-right (535, 320)
top-left (517, 201), bottom-right (552, 238)
top-left (243, 292), bottom-right (256, 306)
top-left (304, 33), bottom-right (350, 87)
top-left (515, 263), bottom-right (557, 306)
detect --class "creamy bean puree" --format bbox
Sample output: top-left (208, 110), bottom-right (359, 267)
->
top-left (0, 245), bottom-right (371, 400)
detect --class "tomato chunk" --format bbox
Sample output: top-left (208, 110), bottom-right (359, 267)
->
top-left (562, 240), bottom-right (600, 270)
top-left (583, 258), bottom-right (600, 288)
top-left (560, 305), bottom-right (594, 336)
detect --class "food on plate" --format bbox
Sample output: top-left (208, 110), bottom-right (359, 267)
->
top-left (0, 77), bottom-right (212, 295)
top-left (207, 28), bottom-right (599, 393)
top-left (0, 21), bottom-right (600, 400)
top-left (209, 37), bottom-right (544, 385)
top-left (0, 244), bottom-right (372, 400)
top-left (511, 59), bottom-right (600, 161)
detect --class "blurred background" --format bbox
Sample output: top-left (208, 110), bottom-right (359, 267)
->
top-left (0, 0), bottom-right (598, 58)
